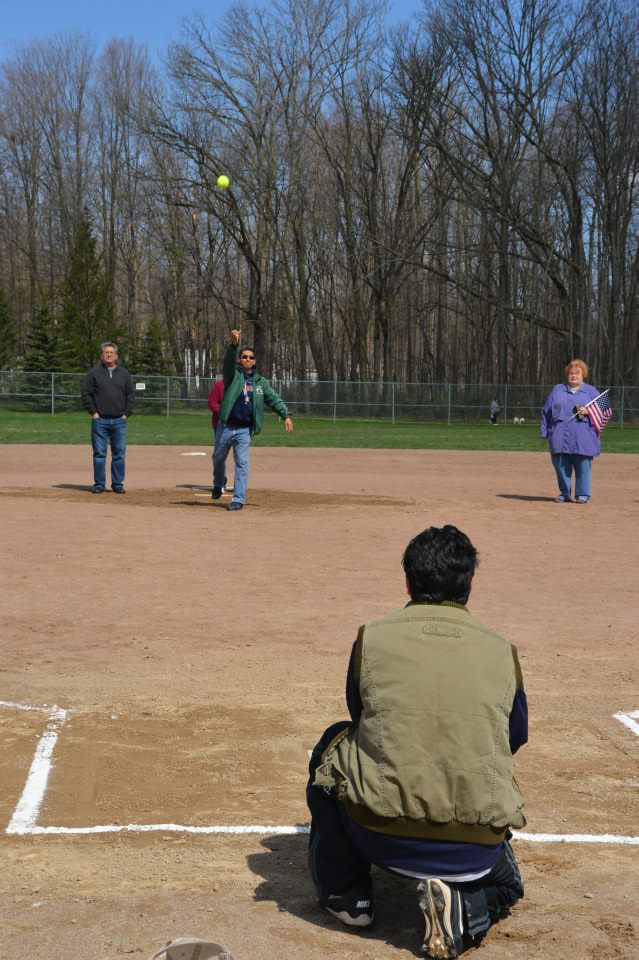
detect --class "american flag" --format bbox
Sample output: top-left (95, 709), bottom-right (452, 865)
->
top-left (585, 390), bottom-right (613, 434)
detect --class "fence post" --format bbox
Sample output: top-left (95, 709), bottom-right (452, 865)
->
top-left (503, 384), bottom-right (508, 423)
top-left (166, 376), bottom-right (170, 417)
top-left (51, 372), bottom-right (55, 415)
top-left (391, 381), bottom-right (395, 424)
top-left (619, 384), bottom-right (624, 428)
top-left (333, 380), bottom-right (337, 423)
top-left (447, 384), bottom-right (451, 426)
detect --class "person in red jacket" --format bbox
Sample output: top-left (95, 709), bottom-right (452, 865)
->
top-left (207, 379), bottom-right (229, 494)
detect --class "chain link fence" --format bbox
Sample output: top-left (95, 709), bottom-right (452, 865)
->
top-left (0, 370), bottom-right (637, 425)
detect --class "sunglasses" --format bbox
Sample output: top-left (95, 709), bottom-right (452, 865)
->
top-left (240, 354), bottom-right (255, 361)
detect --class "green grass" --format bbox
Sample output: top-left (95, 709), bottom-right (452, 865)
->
top-left (1, 409), bottom-right (637, 452)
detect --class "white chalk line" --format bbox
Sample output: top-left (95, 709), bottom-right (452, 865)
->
top-left (514, 832), bottom-right (639, 845)
top-left (3, 700), bottom-right (638, 844)
top-left (0, 700), bottom-right (65, 716)
top-left (1, 700), bottom-right (68, 835)
top-left (9, 825), bottom-right (639, 844)
top-left (22, 824), bottom-right (309, 836)
top-left (614, 710), bottom-right (639, 739)
top-left (180, 452), bottom-right (207, 456)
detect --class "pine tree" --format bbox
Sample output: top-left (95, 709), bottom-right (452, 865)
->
top-left (129, 316), bottom-right (174, 375)
top-left (0, 287), bottom-right (15, 369)
top-left (59, 210), bottom-right (123, 370)
top-left (23, 305), bottom-right (62, 371)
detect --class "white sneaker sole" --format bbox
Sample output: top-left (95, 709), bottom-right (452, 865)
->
top-left (324, 905), bottom-right (374, 927)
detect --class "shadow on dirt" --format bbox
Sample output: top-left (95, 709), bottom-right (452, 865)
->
top-left (496, 494), bottom-right (557, 502)
top-left (246, 834), bottom-right (425, 956)
top-left (174, 500), bottom-right (236, 509)
top-left (52, 483), bottom-right (95, 491)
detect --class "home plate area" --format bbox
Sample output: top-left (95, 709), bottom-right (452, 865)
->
top-left (2, 700), bottom-right (638, 844)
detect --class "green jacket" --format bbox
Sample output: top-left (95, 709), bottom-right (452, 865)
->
top-left (315, 602), bottom-right (526, 845)
top-left (219, 343), bottom-right (290, 435)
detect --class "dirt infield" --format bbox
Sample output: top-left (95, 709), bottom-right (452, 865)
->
top-left (1, 443), bottom-right (638, 960)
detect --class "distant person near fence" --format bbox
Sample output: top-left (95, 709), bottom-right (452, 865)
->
top-left (489, 399), bottom-right (500, 425)
top-left (81, 342), bottom-right (135, 494)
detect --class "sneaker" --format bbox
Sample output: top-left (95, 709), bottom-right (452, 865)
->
top-left (112, 487), bottom-right (126, 494)
top-left (91, 486), bottom-right (104, 494)
top-left (321, 889), bottom-right (374, 927)
top-left (418, 878), bottom-right (464, 958)
top-left (226, 502), bottom-right (243, 511)
top-left (576, 496), bottom-right (589, 503)
top-left (211, 486), bottom-right (223, 500)
top-left (554, 496), bottom-right (571, 502)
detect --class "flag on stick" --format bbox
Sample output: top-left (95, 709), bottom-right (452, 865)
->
top-left (584, 390), bottom-right (613, 434)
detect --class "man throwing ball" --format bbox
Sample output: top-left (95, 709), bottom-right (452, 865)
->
top-left (212, 329), bottom-right (293, 511)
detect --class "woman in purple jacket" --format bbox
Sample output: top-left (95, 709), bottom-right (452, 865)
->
top-left (540, 359), bottom-right (601, 503)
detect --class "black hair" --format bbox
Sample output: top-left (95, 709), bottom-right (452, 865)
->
top-left (240, 347), bottom-right (256, 358)
top-left (402, 524), bottom-right (478, 605)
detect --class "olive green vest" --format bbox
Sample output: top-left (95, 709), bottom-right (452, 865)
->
top-left (316, 603), bottom-right (526, 844)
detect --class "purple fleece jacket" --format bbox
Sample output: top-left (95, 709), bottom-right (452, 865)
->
top-left (540, 382), bottom-right (601, 456)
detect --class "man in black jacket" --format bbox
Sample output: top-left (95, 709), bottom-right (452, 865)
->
top-left (81, 342), bottom-right (135, 494)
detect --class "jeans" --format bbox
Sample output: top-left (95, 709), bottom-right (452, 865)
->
top-left (307, 722), bottom-right (524, 946)
top-left (213, 422), bottom-right (250, 504)
top-left (211, 423), bottom-right (228, 488)
top-left (91, 417), bottom-right (127, 489)
top-left (551, 453), bottom-right (593, 500)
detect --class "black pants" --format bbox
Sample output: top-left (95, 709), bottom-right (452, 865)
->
top-left (306, 722), bottom-right (524, 941)
top-left (307, 722), bottom-right (372, 901)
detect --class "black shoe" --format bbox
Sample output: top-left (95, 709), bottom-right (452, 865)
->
top-left (91, 486), bottom-right (104, 494)
top-left (212, 486), bottom-right (223, 500)
top-left (112, 487), bottom-right (126, 494)
top-left (419, 879), bottom-right (464, 958)
top-left (321, 889), bottom-right (374, 928)
top-left (226, 502), bottom-right (243, 511)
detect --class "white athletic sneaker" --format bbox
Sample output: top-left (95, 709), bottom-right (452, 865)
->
top-left (321, 889), bottom-right (374, 927)
top-left (148, 937), bottom-right (235, 960)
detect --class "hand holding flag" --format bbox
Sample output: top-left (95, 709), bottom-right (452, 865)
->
top-left (583, 390), bottom-right (613, 434)
top-left (564, 389), bottom-right (613, 432)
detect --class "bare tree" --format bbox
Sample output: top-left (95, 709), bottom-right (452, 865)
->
top-left (0, 51), bottom-right (44, 325)
top-left (0, 1), bottom-right (637, 387)
top-left (573, 0), bottom-right (639, 382)
top-left (93, 39), bottom-right (157, 341)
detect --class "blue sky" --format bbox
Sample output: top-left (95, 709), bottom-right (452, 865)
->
top-left (1, 1), bottom-right (424, 61)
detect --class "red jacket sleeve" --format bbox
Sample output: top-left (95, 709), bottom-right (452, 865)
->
top-left (208, 379), bottom-right (223, 413)
top-left (208, 379), bottom-right (224, 428)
